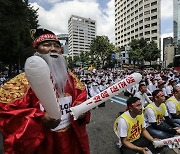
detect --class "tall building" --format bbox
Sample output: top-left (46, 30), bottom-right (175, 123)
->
top-left (114, 0), bottom-right (161, 49)
top-left (57, 34), bottom-right (69, 55)
top-left (68, 15), bottom-right (96, 58)
top-left (163, 37), bottom-right (173, 63)
top-left (173, 0), bottom-right (180, 55)
top-left (164, 45), bottom-right (175, 67)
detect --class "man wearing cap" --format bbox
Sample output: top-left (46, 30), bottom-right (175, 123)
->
top-left (144, 90), bottom-right (179, 139)
top-left (114, 97), bottom-right (158, 154)
top-left (0, 28), bottom-right (90, 154)
top-left (166, 85), bottom-right (180, 126)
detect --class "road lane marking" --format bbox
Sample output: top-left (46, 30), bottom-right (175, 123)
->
top-left (113, 96), bottom-right (127, 101)
top-left (109, 98), bottom-right (126, 106)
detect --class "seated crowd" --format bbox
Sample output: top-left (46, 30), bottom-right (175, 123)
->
top-left (73, 68), bottom-right (180, 153)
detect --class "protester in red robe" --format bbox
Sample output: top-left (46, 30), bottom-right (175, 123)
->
top-left (0, 28), bottom-right (90, 154)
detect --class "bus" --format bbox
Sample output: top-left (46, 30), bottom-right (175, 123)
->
top-left (173, 54), bottom-right (180, 72)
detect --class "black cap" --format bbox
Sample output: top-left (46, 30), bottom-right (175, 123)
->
top-left (30, 28), bottom-right (60, 48)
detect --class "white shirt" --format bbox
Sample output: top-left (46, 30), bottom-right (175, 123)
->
top-left (166, 96), bottom-right (180, 114)
top-left (147, 82), bottom-right (157, 93)
top-left (117, 111), bottom-right (145, 147)
top-left (166, 85), bottom-right (173, 96)
top-left (134, 91), bottom-right (152, 108)
top-left (144, 102), bottom-right (168, 128)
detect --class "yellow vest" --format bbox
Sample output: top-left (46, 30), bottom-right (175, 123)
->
top-left (145, 103), bottom-right (166, 124)
top-left (114, 112), bottom-right (144, 142)
top-left (166, 96), bottom-right (180, 115)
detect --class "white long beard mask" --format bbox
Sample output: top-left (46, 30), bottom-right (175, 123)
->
top-left (34, 52), bottom-right (68, 96)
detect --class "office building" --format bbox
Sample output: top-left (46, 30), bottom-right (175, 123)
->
top-left (68, 15), bottom-right (96, 58)
top-left (173, 0), bottom-right (180, 55)
top-left (162, 37), bottom-right (173, 64)
top-left (164, 45), bottom-right (175, 67)
top-left (173, 0), bottom-right (180, 45)
top-left (115, 0), bottom-right (161, 49)
top-left (57, 34), bottom-right (69, 55)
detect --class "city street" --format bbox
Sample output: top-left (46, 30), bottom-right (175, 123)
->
top-left (87, 93), bottom-right (127, 154)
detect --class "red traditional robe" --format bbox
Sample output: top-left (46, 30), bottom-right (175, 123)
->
top-left (0, 72), bottom-right (90, 154)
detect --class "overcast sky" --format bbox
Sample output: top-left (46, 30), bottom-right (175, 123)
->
top-left (29, 0), bottom-right (173, 44)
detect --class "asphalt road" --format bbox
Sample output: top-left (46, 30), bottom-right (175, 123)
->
top-left (87, 94), bottom-right (127, 154)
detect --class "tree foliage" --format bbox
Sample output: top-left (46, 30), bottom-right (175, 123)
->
top-left (144, 41), bottom-right (160, 65)
top-left (128, 38), bottom-right (160, 66)
top-left (128, 38), bottom-right (147, 65)
top-left (66, 36), bottom-right (116, 69)
top-left (0, 0), bottom-right (39, 77)
top-left (90, 35), bottom-right (116, 68)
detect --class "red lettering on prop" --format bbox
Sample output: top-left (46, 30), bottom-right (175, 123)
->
top-left (110, 85), bottom-right (119, 93)
top-left (87, 101), bottom-right (93, 105)
top-left (93, 95), bottom-right (102, 103)
top-left (126, 76), bottom-right (135, 84)
top-left (118, 81), bottom-right (127, 88)
top-left (101, 90), bottom-right (110, 98)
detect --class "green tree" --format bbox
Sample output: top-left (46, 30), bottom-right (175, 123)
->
top-left (90, 35), bottom-right (115, 68)
top-left (128, 38), bottom-right (147, 65)
top-left (0, 0), bottom-right (39, 77)
top-left (144, 40), bottom-right (160, 65)
top-left (128, 38), bottom-right (160, 67)
top-left (79, 51), bottom-right (90, 66)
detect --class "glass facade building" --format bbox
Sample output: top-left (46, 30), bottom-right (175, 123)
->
top-left (173, 0), bottom-right (180, 54)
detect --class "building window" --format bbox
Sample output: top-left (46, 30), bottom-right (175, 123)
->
top-left (145, 24), bottom-right (150, 28)
top-left (151, 22), bottom-right (157, 27)
top-left (139, 7), bottom-right (143, 11)
top-left (144, 10), bottom-right (150, 15)
top-left (139, 0), bottom-right (143, 5)
top-left (152, 37), bottom-right (157, 40)
top-left (151, 15), bottom-right (157, 20)
top-left (152, 30), bottom-right (157, 34)
top-left (151, 1), bottom-right (157, 6)
top-left (145, 31), bottom-right (150, 35)
top-left (139, 20), bottom-right (143, 24)
top-left (144, 4), bottom-right (150, 8)
top-left (151, 8), bottom-right (157, 13)
top-left (145, 17), bottom-right (150, 21)
top-left (139, 13), bottom-right (143, 18)
top-left (145, 38), bottom-right (150, 41)
top-left (139, 26), bottom-right (143, 30)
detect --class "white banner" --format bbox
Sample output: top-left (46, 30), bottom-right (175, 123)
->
top-left (70, 73), bottom-right (142, 120)
top-left (153, 136), bottom-right (180, 148)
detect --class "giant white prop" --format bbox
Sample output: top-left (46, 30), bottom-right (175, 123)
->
top-left (25, 56), bottom-right (61, 119)
top-left (70, 73), bottom-right (142, 120)
top-left (153, 136), bottom-right (180, 148)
